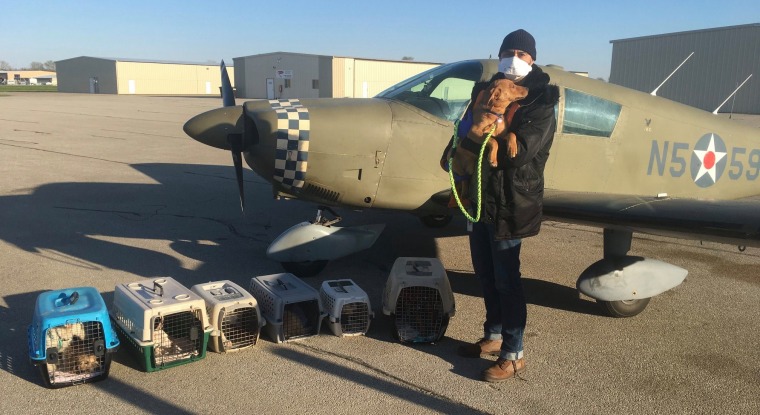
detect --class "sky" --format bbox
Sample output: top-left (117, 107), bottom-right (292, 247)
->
top-left (3, 0), bottom-right (759, 80)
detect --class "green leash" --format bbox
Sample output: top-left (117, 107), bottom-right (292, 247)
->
top-left (447, 122), bottom-right (496, 223)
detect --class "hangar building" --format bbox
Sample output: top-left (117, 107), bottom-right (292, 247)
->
top-left (0, 70), bottom-right (56, 85)
top-left (233, 52), bottom-right (439, 99)
top-left (609, 23), bottom-right (760, 114)
top-left (55, 56), bottom-right (234, 95)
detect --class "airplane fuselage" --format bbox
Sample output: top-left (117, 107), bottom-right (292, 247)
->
top-left (543, 66), bottom-right (760, 200)
top-left (184, 59), bottom-right (760, 246)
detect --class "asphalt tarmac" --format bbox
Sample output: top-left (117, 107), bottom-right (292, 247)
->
top-left (0, 93), bottom-right (758, 414)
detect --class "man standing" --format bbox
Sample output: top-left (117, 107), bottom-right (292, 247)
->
top-left (456, 29), bottom-right (559, 382)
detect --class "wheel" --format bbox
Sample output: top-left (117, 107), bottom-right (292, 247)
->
top-left (280, 260), bottom-right (328, 277)
top-left (599, 298), bottom-right (651, 318)
top-left (420, 214), bottom-right (453, 228)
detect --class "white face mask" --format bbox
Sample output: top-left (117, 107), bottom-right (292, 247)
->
top-left (498, 57), bottom-right (533, 81)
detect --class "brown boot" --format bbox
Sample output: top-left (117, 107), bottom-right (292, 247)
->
top-left (457, 338), bottom-right (502, 358)
top-left (482, 358), bottom-right (526, 382)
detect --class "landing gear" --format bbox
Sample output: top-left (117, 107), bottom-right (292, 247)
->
top-left (577, 229), bottom-right (687, 318)
top-left (420, 214), bottom-right (452, 228)
top-left (266, 206), bottom-right (385, 278)
top-left (276, 207), bottom-right (339, 277)
top-left (598, 298), bottom-right (651, 318)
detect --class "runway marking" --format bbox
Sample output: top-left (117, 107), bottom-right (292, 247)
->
top-left (0, 118), bottom-right (38, 124)
top-left (12, 129), bottom-right (50, 135)
top-left (0, 138), bottom-right (38, 144)
top-left (0, 142), bottom-right (129, 164)
top-left (26, 109), bottom-right (177, 123)
top-left (101, 129), bottom-right (184, 139)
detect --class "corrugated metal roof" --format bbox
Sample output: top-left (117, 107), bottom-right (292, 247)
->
top-left (55, 56), bottom-right (233, 67)
top-left (235, 51), bottom-right (325, 59)
top-left (610, 23), bottom-right (759, 44)
top-left (609, 23), bottom-right (759, 114)
top-left (235, 51), bottom-right (440, 65)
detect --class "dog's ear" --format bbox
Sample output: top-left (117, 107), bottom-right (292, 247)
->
top-left (486, 89), bottom-right (498, 108)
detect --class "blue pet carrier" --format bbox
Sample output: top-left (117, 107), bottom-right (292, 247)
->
top-left (28, 287), bottom-right (120, 388)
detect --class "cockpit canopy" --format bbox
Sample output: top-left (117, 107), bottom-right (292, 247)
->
top-left (376, 60), bottom-right (484, 122)
top-left (377, 59), bottom-right (623, 139)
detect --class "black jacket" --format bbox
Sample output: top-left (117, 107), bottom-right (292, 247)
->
top-left (467, 65), bottom-right (560, 240)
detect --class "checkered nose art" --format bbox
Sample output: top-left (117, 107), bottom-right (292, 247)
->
top-left (269, 99), bottom-right (310, 189)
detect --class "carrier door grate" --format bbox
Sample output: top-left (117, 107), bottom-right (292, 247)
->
top-left (282, 300), bottom-right (320, 340)
top-left (340, 302), bottom-right (370, 334)
top-left (45, 321), bottom-right (105, 384)
top-left (219, 307), bottom-right (260, 351)
top-left (152, 310), bottom-right (202, 366)
top-left (394, 286), bottom-right (444, 342)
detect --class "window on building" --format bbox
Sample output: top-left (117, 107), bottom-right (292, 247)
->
top-left (562, 89), bottom-right (621, 137)
top-left (284, 79), bottom-right (291, 88)
top-left (312, 79), bottom-right (319, 89)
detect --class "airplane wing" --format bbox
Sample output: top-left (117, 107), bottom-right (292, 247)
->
top-left (542, 189), bottom-right (760, 248)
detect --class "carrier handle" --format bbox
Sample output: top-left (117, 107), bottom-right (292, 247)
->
top-left (149, 281), bottom-right (164, 297)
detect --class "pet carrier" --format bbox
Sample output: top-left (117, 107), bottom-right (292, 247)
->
top-left (319, 279), bottom-right (373, 337)
top-left (249, 273), bottom-right (326, 343)
top-left (190, 280), bottom-right (265, 353)
top-left (28, 287), bottom-right (120, 388)
top-left (110, 277), bottom-right (211, 372)
top-left (382, 257), bottom-right (456, 343)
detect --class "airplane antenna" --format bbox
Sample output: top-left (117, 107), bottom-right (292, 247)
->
top-left (712, 74), bottom-right (752, 115)
top-left (729, 80), bottom-right (739, 119)
top-left (651, 52), bottom-right (694, 96)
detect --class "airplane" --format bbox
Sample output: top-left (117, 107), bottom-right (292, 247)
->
top-left (183, 59), bottom-right (760, 318)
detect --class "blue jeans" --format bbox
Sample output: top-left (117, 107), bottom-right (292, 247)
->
top-left (468, 221), bottom-right (526, 360)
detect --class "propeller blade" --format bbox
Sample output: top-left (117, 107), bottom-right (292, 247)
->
top-left (228, 133), bottom-right (245, 212)
top-left (220, 60), bottom-right (235, 107)
top-left (219, 60), bottom-right (244, 213)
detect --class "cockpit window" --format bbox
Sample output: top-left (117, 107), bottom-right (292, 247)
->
top-left (375, 61), bottom-right (483, 121)
top-left (562, 89), bottom-right (621, 138)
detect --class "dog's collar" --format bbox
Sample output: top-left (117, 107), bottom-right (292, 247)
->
top-left (481, 101), bottom-right (521, 119)
top-left (481, 108), bottom-right (504, 119)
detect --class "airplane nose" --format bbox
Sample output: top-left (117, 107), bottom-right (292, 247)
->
top-left (183, 106), bottom-right (244, 150)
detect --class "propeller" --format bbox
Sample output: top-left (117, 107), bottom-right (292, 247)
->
top-left (220, 60), bottom-right (245, 212)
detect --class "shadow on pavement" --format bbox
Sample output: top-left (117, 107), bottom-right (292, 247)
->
top-left (274, 345), bottom-right (490, 415)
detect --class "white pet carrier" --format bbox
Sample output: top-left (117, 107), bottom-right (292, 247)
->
top-left (110, 277), bottom-right (212, 372)
top-left (249, 273), bottom-right (325, 343)
top-left (190, 280), bottom-right (265, 353)
top-left (319, 279), bottom-right (373, 337)
top-left (382, 257), bottom-right (455, 343)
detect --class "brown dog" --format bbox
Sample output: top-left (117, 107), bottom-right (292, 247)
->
top-left (448, 79), bottom-right (528, 204)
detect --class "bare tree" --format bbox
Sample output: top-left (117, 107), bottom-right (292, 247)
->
top-left (401, 56), bottom-right (415, 61)
top-left (28, 61), bottom-right (45, 70)
top-left (0, 60), bottom-right (12, 70)
top-left (43, 60), bottom-right (56, 71)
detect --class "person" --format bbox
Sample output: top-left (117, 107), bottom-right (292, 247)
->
top-left (454, 29), bottom-right (559, 382)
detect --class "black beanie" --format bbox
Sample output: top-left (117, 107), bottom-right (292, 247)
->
top-left (499, 29), bottom-right (536, 61)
